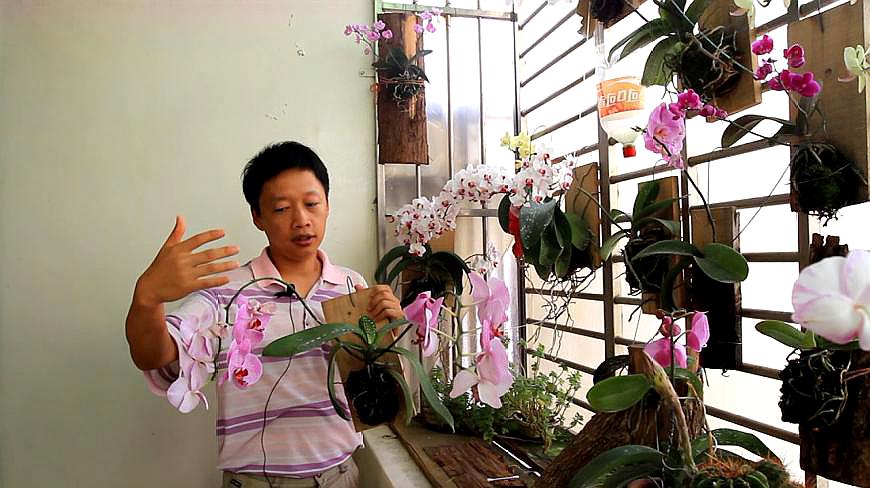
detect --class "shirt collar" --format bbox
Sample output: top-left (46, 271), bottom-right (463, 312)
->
top-left (250, 247), bottom-right (346, 290)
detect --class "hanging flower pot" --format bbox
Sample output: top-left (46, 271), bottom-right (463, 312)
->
top-left (790, 142), bottom-right (864, 223)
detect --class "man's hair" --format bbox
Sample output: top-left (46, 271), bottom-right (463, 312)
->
top-left (242, 141), bottom-right (330, 213)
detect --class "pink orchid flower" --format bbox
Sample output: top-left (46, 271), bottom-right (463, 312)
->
top-left (449, 328), bottom-right (513, 408)
top-left (645, 337), bottom-right (688, 369)
top-left (469, 272), bottom-right (510, 327)
top-left (754, 62), bottom-right (774, 81)
top-left (792, 251), bottom-right (870, 350)
top-left (784, 44), bottom-right (806, 68)
top-left (676, 89), bottom-right (702, 111)
top-left (404, 291), bottom-right (444, 357)
top-left (233, 299), bottom-right (275, 345)
top-left (220, 337), bottom-right (264, 389)
top-left (687, 312), bottom-right (710, 351)
top-left (751, 34), bottom-right (774, 55)
top-left (643, 103), bottom-right (686, 169)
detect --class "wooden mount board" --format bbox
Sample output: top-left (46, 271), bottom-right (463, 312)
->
top-left (321, 288), bottom-right (406, 432)
top-left (565, 163), bottom-right (602, 268)
top-left (788, 0), bottom-right (870, 205)
top-left (575, 0), bottom-right (647, 39)
top-left (377, 13), bottom-right (429, 165)
top-left (689, 206), bottom-right (742, 369)
top-left (697, 0), bottom-right (762, 114)
top-left (638, 176), bottom-right (684, 314)
top-left (424, 440), bottom-right (526, 488)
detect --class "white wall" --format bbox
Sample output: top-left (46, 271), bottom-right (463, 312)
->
top-left (0, 1), bottom-right (376, 486)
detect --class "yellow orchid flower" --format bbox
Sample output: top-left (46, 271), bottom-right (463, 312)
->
top-left (499, 131), bottom-right (511, 147)
top-left (504, 131), bottom-right (534, 159)
top-left (842, 45), bottom-right (870, 93)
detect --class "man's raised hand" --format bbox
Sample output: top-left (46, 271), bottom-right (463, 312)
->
top-left (134, 215), bottom-right (240, 308)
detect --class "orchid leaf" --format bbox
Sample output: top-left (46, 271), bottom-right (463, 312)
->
top-left (642, 37), bottom-right (683, 87)
top-left (519, 198), bottom-right (558, 247)
top-left (673, 368), bottom-right (704, 400)
top-left (720, 114), bottom-right (794, 148)
top-left (555, 244), bottom-right (573, 278)
top-left (631, 239), bottom-right (702, 261)
top-left (497, 193), bottom-right (512, 234)
top-left (385, 368), bottom-right (415, 425)
top-left (263, 323), bottom-right (358, 357)
top-left (635, 217), bottom-right (681, 237)
top-left (431, 251), bottom-right (469, 295)
top-left (587, 374), bottom-right (651, 412)
top-left (375, 245), bottom-right (410, 284)
top-left (609, 209), bottom-right (632, 224)
top-left (568, 445), bottom-right (664, 488)
top-left (539, 223), bottom-right (561, 267)
top-left (693, 243), bottom-right (749, 283)
top-left (755, 320), bottom-right (806, 349)
top-left (609, 18), bottom-right (671, 62)
top-left (634, 180), bottom-right (661, 218)
top-left (692, 428), bottom-right (780, 463)
top-left (393, 346), bottom-right (454, 431)
top-left (386, 256), bottom-right (416, 286)
top-left (635, 197), bottom-right (680, 221)
top-left (601, 230), bottom-right (629, 261)
top-left (374, 319), bottom-right (410, 346)
top-left (326, 345), bottom-right (352, 421)
top-left (565, 212), bottom-right (592, 250)
top-left (534, 261), bottom-right (553, 281)
top-left (685, 0), bottom-right (713, 24)
top-left (553, 208), bottom-right (572, 248)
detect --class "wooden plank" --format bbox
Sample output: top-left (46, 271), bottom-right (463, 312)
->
top-left (788, 0), bottom-right (870, 204)
top-left (424, 440), bottom-right (526, 487)
top-left (377, 13), bottom-right (429, 165)
top-left (321, 288), bottom-right (406, 432)
top-left (575, 0), bottom-right (647, 39)
top-left (635, 177), bottom-right (683, 314)
top-left (697, 0), bottom-right (762, 114)
top-left (565, 163), bottom-right (602, 268)
top-left (689, 206), bottom-right (743, 369)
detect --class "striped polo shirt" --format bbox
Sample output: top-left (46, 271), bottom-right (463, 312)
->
top-left (144, 247), bottom-right (364, 477)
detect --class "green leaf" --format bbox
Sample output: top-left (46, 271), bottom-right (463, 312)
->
top-left (685, 0), bottom-right (713, 24)
top-left (539, 223), bottom-right (561, 266)
top-left (534, 261), bottom-right (553, 281)
top-left (555, 244), bottom-right (573, 278)
top-left (386, 256), bottom-right (416, 286)
top-left (569, 445), bottom-right (664, 488)
top-left (635, 217), bottom-right (681, 237)
top-left (642, 37), bottom-right (683, 87)
top-left (263, 323), bottom-right (358, 357)
top-left (565, 212), bottom-right (592, 250)
top-left (673, 368), bottom-right (703, 400)
top-left (326, 345), bottom-right (352, 421)
top-left (385, 368), bottom-right (415, 425)
top-left (610, 18), bottom-right (672, 62)
top-left (634, 180), bottom-right (661, 219)
top-left (359, 315), bottom-right (378, 346)
top-left (635, 197), bottom-right (680, 221)
top-left (609, 209), bottom-right (632, 224)
top-left (497, 193), bottom-right (512, 234)
top-left (658, 2), bottom-right (688, 32)
top-left (693, 243), bottom-right (749, 283)
top-left (601, 230), bottom-right (629, 261)
top-left (755, 320), bottom-right (806, 349)
top-left (375, 245), bottom-right (410, 284)
top-left (720, 115), bottom-right (795, 148)
top-left (586, 374), bottom-right (651, 412)
top-left (631, 239), bottom-right (702, 261)
top-left (519, 198), bottom-right (558, 247)
top-left (692, 429), bottom-right (780, 464)
top-left (374, 319), bottom-right (411, 346)
top-left (393, 347), bottom-right (455, 432)
top-left (553, 208), bottom-right (572, 248)
top-left (619, 18), bottom-right (674, 59)
top-left (431, 251), bottom-right (470, 296)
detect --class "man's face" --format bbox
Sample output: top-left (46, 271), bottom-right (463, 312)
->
top-left (253, 168), bottom-right (329, 262)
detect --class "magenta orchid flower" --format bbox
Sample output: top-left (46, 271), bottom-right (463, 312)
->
top-left (643, 103), bottom-right (686, 169)
top-left (792, 251), bottom-right (870, 350)
top-left (449, 325), bottom-right (514, 408)
top-left (469, 272), bottom-right (510, 328)
top-left (676, 89), bottom-right (702, 111)
top-left (752, 34), bottom-right (774, 55)
top-left (754, 62), bottom-right (774, 81)
top-left (686, 312), bottom-right (710, 351)
top-left (404, 291), bottom-right (444, 357)
top-left (784, 44), bottom-right (806, 68)
top-left (645, 337), bottom-right (688, 369)
top-left (233, 299), bottom-right (275, 345)
top-left (645, 311), bottom-right (710, 369)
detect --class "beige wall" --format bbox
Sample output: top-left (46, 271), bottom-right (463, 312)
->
top-left (0, 1), bottom-right (376, 486)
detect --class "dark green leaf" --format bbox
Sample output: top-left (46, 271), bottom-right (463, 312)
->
top-left (497, 193), bottom-right (512, 234)
top-left (431, 251), bottom-right (470, 296)
top-left (601, 230), bottom-right (629, 261)
top-left (385, 368), bottom-right (415, 425)
top-left (393, 347), bottom-right (455, 431)
top-left (408, 49), bottom-right (433, 64)
top-left (620, 20), bottom-right (673, 62)
top-left (720, 114), bottom-right (795, 148)
top-left (587, 374), bottom-right (651, 412)
top-left (374, 319), bottom-right (411, 346)
top-left (642, 37), bottom-right (683, 87)
top-left (692, 428), bottom-right (780, 464)
top-left (673, 368), bottom-right (703, 399)
top-left (755, 320), bottom-right (806, 349)
top-left (519, 199), bottom-right (558, 247)
top-left (553, 208), bottom-right (572, 248)
top-left (386, 256), bottom-right (416, 286)
top-left (565, 212), bottom-right (592, 250)
top-left (609, 18), bottom-right (672, 62)
top-left (263, 323), bottom-right (358, 357)
top-left (635, 198), bottom-right (680, 221)
top-left (609, 209), bottom-right (632, 224)
top-left (685, 0), bottom-right (713, 24)
top-left (631, 239), bottom-right (702, 261)
top-left (534, 261), bottom-right (553, 281)
top-left (539, 223), bottom-right (561, 266)
top-left (693, 243), bottom-right (749, 283)
top-left (634, 180), bottom-right (661, 219)
top-left (375, 245), bottom-right (410, 284)
top-left (569, 445), bottom-right (664, 488)
top-left (635, 217), bottom-right (681, 237)
top-left (555, 244), bottom-right (573, 278)
top-left (326, 346), bottom-right (352, 421)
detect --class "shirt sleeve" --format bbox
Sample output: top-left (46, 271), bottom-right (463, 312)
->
top-left (142, 290), bottom-right (223, 413)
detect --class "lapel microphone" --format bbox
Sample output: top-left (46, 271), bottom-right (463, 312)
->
top-left (273, 283), bottom-right (297, 299)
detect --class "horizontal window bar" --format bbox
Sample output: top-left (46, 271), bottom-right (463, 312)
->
top-left (457, 208), bottom-right (498, 218)
top-left (552, 142), bottom-right (599, 163)
top-left (527, 319), bottom-right (606, 341)
top-left (705, 404), bottom-right (799, 444)
top-left (755, 0), bottom-right (843, 35)
top-left (610, 164), bottom-right (677, 184)
top-left (382, 3), bottom-right (516, 21)
top-left (687, 139), bottom-right (780, 167)
top-left (525, 287), bottom-right (604, 301)
top-left (736, 362), bottom-right (782, 381)
top-left (519, 10), bottom-right (574, 59)
top-left (742, 308), bottom-right (793, 323)
top-left (518, 1), bottom-right (548, 30)
top-left (743, 252), bottom-right (799, 262)
top-left (528, 348), bottom-right (597, 375)
top-left (522, 68), bottom-right (595, 116)
top-left (530, 105), bottom-right (596, 140)
top-left (614, 295), bottom-right (642, 306)
top-left (690, 193), bottom-right (790, 211)
top-left (521, 38), bottom-right (588, 87)
top-left (570, 396), bottom-right (594, 412)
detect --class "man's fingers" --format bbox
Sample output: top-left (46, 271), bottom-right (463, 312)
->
top-left (162, 215), bottom-right (186, 248)
top-left (354, 284), bottom-right (365, 292)
top-left (190, 245), bottom-right (240, 266)
top-left (178, 229), bottom-right (227, 252)
top-left (194, 260), bottom-right (240, 277)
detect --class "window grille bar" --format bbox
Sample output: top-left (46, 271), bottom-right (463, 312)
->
top-left (552, 142), bottom-right (599, 163)
top-left (610, 165), bottom-right (678, 184)
top-left (519, 10), bottom-right (574, 59)
top-left (687, 139), bottom-right (781, 167)
top-left (690, 193), bottom-right (790, 211)
top-left (742, 308), bottom-right (794, 322)
top-left (529, 348), bottom-right (598, 375)
top-left (518, 1), bottom-right (548, 30)
top-left (525, 287), bottom-right (604, 301)
top-left (382, 3), bottom-right (516, 21)
top-left (705, 405), bottom-right (800, 444)
top-left (530, 104), bottom-right (596, 140)
top-left (743, 252), bottom-right (799, 262)
top-left (521, 68), bottom-right (595, 116)
top-left (521, 39), bottom-right (588, 87)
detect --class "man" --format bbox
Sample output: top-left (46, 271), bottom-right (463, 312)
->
top-left (125, 141), bottom-right (403, 487)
